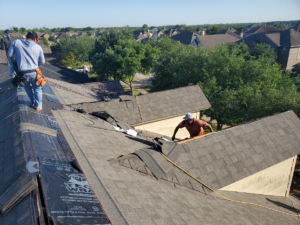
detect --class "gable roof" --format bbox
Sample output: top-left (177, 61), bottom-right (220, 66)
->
top-left (56, 33), bottom-right (67, 39)
top-left (171, 32), bottom-right (195, 45)
top-left (265, 33), bottom-right (281, 46)
top-left (280, 29), bottom-right (300, 47)
top-left (237, 29), bottom-right (300, 47)
top-left (246, 23), bottom-right (260, 29)
top-left (245, 24), bottom-right (283, 34)
top-left (39, 64), bottom-right (91, 84)
top-left (1, 62), bottom-right (300, 224)
top-left (293, 23), bottom-right (300, 32)
top-left (70, 85), bottom-right (211, 125)
top-left (216, 28), bottom-right (243, 39)
top-left (53, 106), bottom-right (300, 225)
top-left (197, 33), bottom-right (242, 49)
top-left (119, 111), bottom-right (300, 191)
top-left (46, 78), bottom-right (128, 104)
top-left (235, 33), bottom-right (266, 45)
top-left (217, 28), bottom-right (237, 34)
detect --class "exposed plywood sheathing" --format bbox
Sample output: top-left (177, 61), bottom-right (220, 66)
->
top-left (134, 112), bottom-right (200, 139)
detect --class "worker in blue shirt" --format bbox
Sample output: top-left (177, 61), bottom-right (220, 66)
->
top-left (8, 32), bottom-right (45, 111)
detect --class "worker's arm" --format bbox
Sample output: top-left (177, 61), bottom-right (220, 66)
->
top-left (0, 38), bottom-right (4, 50)
top-left (38, 47), bottom-right (45, 66)
top-left (206, 123), bottom-right (213, 133)
top-left (7, 41), bottom-right (16, 78)
top-left (172, 126), bottom-right (180, 141)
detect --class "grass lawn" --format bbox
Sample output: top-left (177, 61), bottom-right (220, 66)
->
top-left (203, 120), bottom-right (218, 134)
top-left (124, 88), bottom-right (142, 96)
top-left (122, 77), bottom-right (138, 83)
top-left (140, 86), bottom-right (153, 92)
top-left (88, 73), bottom-right (98, 78)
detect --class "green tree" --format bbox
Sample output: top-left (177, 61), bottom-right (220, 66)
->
top-left (90, 28), bottom-right (157, 90)
top-left (142, 24), bottom-right (148, 30)
top-left (276, 23), bottom-right (285, 29)
top-left (207, 26), bottom-right (222, 34)
top-left (39, 37), bottom-right (49, 47)
top-left (58, 36), bottom-right (95, 73)
top-left (251, 43), bottom-right (277, 61)
top-left (48, 35), bottom-right (55, 42)
top-left (84, 26), bottom-right (93, 31)
top-left (59, 52), bottom-right (80, 69)
top-left (12, 26), bottom-right (19, 32)
top-left (152, 42), bottom-right (300, 129)
top-left (19, 27), bottom-right (26, 34)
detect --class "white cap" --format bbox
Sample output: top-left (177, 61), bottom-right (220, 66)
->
top-left (183, 113), bottom-right (194, 120)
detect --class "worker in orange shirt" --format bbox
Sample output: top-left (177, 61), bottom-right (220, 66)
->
top-left (172, 113), bottom-right (213, 141)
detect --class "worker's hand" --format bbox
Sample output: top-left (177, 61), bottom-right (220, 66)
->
top-left (10, 71), bottom-right (16, 78)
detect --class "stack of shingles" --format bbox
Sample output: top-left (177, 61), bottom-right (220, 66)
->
top-left (0, 172), bottom-right (37, 213)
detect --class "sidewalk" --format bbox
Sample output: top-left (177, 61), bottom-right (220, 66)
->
top-left (120, 73), bottom-right (152, 94)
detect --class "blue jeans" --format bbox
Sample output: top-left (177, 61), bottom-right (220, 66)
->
top-left (23, 76), bottom-right (43, 108)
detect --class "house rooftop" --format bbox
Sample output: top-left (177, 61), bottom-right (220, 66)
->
top-left (245, 24), bottom-right (283, 34)
top-left (0, 63), bottom-right (300, 224)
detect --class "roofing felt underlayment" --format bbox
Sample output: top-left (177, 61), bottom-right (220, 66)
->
top-left (1, 63), bottom-right (300, 224)
top-left (0, 66), bottom-right (110, 224)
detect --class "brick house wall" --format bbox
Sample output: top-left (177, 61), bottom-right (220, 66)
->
top-left (43, 33), bottom-right (50, 40)
top-left (277, 47), bottom-right (289, 68)
top-left (286, 47), bottom-right (300, 70)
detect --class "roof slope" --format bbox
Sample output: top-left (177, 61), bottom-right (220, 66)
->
top-left (197, 34), bottom-right (242, 49)
top-left (265, 33), bottom-right (281, 46)
top-left (293, 23), bottom-right (300, 32)
top-left (236, 33), bottom-right (266, 44)
top-left (119, 111), bottom-right (300, 192)
top-left (46, 77), bottom-right (129, 104)
top-left (245, 25), bottom-right (283, 34)
top-left (280, 29), bottom-right (300, 46)
top-left (54, 108), bottom-right (300, 225)
top-left (40, 63), bottom-right (91, 83)
top-left (70, 85), bottom-right (211, 125)
top-left (0, 65), bottom-right (112, 224)
top-left (171, 32), bottom-right (195, 45)
top-left (0, 64), bottom-right (12, 92)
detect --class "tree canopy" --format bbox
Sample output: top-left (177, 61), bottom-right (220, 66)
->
top-left (152, 40), bottom-right (300, 129)
top-left (89, 28), bottom-right (158, 90)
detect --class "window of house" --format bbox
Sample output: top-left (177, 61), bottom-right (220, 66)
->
top-left (282, 47), bottom-right (286, 54)
top-left (297, 47), bottom-right (300, 60)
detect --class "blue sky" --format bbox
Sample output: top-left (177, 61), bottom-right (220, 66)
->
top-left (0, 0), bottom-right (299, 30)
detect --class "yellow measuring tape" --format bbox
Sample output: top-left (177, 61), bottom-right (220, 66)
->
top-left (134, 96), bottom-right (300, 218)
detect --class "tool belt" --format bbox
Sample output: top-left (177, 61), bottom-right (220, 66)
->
top-left (36, 68), bottom-right (46, 86)
top-left (11, 69), bottom-right (36, 87)
top-left (11, 69), bottom-right (46, 87)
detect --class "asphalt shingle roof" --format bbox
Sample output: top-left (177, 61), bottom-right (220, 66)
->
top-left (53, 108), bottom-right (300, 225)
top-left (120, 111), bottom-right (300, 192)
top-left (197, 34), bottom-right (242, 49)
top-left (70, 85), bottom-right (211, 125)
top-left (245, 25), bottom-right (283, 34)
top-left (40, 63), bottom-right (91, 83)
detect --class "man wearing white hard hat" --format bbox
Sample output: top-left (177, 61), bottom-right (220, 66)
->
top-left (172, 113), bottom-right (213, 141)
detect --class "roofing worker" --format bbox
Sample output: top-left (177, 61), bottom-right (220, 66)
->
top-left (1, 29), bottom-right (17, 64)
top-left (8, 32), bottom-right (45, 111)
top-left (1, 29), bottom-right (17, 55)
top-left (172, 113), bottom-right (213, 141)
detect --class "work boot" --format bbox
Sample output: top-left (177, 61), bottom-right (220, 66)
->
top-left (36, 107), bottom-right (42, 112)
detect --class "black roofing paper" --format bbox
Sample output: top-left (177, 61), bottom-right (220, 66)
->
top-left (43, 85), bottom-right (61, 104)
top-left (40, 161), bottom-right (110, 225)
